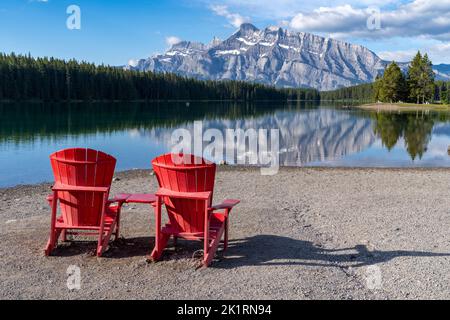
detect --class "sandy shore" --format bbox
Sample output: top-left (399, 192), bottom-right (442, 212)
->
top-left (1, 167), bottom-right (450, 299)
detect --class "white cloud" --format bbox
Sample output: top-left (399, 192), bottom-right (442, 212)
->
top-left (165, 36), bottom-right (182, 47)
top-left (205, 1), bottom-right (450, 42)
top-left (378, 42), bottom-right (450, 64)
top-left (210, 5), bottom-right (250, 28)
top-left (427, 43), bottom-right (450, 63)
top-left (204, 0), bottom-right (397, 21)
top-left (288, 0), bottom-right (450, 41)
top-left (203, 0), bottom-right (450, 63)
top-left (378, 49), bottom-right (417, 62)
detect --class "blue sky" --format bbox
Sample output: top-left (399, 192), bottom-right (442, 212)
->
top-left (1, 0), bottom-right (450, 65)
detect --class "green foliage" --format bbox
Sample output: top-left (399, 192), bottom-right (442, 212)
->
top-left (373, 74), bottom-right (383, 102)
top-left (320, 83), bottom-right (374, 102)
top-left (407, 51), bottom-right (435, 104)
top-left (442, 90), bottom-right (449, 105)
top-left (373, 112), bottom-right (435, 160)
top-left (0, 52), bottom-right (318, 101)
top-left (437, 81), bottom-right (449, 105)
top-left (320, 52), bottom-right (450, 105)
top-left (379, 62), bottom-right (407, 103)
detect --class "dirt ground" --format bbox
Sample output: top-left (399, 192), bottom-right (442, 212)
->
top-left (1, 167), bottom-right (450, 299)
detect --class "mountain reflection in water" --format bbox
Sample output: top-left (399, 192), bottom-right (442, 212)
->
top-left (1, 101), bottom-right (450, 186)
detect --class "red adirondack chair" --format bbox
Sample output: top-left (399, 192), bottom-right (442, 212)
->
top-left (149, 153), bottom-right (240, 267)
top-left (44, 148), bottom-right (127, 257)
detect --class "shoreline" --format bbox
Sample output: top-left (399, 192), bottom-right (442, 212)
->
top-left (357, 102), bottom-right (450, 112)
top-left (2, 166), bottom-right (450, 299)
top-left (3, 166), bottom-right (450, 191)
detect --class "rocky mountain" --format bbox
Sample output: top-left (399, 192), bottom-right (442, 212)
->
top-left (127, 23), bottom-right (450, 91)
top-left (433, 64), bottom-right (450, 81)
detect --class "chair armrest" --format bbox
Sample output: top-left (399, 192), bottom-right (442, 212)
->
top-left (52, 182), bottom-right (109, 193)
top-left (155, 188), bottom-right (212, 201)
top-left (209, 199), bottom-right (240, 211)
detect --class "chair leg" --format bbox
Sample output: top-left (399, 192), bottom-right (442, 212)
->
top-left (202, 226), bottom-right (225, 267)
top-left (61, 229), bottom-right (67, 242)
top-left (148, 197), bottom-right (170, 262)
top-left (97, 231), bottom-right (105, 257)
top-left (44, 236), bottom-right (55, 256)
top-left (45, 191), bottom-right (59, 256)
top-left (223, 219), bottom-right (228, 251)
top-left (149, 233), bottom-right (170, 261)
top-left (115, 212), bottom-right (121, 241)
top-left (44, 228), bottom-right (62, 256)
top-left (97, 195), bottom-right (109, 257)
top-left (97, 223), bottom-right (116, 257)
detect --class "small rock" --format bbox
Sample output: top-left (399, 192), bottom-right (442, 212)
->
top-left (113, 177), bottom-right (121, 182)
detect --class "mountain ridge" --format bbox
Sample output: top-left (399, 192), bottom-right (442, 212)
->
top-left (127, 23), bottom-right (450, 91)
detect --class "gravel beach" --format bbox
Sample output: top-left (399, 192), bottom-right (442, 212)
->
top-left (1, 167), bottom-right (450, 300)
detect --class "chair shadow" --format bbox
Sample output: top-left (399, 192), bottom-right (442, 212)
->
top-left (49, 237), bottom-right (156, 258)
top-left (50, 234), bottom-right (450, 268)
top-left (213, 234), bottom-right (450, 269)
top-left (105, 236), bottom-right (205, 260)
top-left (104, 237), bottom-right (155, 258)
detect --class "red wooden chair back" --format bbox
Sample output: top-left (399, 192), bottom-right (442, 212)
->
top-left (152, 154), bottom-right (216, 234)
top-left (50, 148), bottom-right (116, 227)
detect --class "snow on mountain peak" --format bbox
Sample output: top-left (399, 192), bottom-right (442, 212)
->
top-left (126, 24), bottom-right (450, 90)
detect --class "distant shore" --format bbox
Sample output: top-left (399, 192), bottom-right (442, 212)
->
top-left (357, 102), bottom-right (450, 112)
top-left (2, 167), bottom-right (450, 299)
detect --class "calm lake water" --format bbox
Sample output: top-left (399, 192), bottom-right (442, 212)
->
top-left (2, 101), bottom-right (450, 187)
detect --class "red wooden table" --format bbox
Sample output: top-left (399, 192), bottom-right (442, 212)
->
top-left (114, 193), bottom-right (157, 205)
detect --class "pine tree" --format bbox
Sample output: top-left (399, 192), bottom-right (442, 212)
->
top-left (407, 51), bottom-right (423, 104)
top-left (407, 51), bottom-right (435, 104)
top-left (379, 62), bottom-right (406, 103)
top-left (442, 84), bottom-right (449, 105)
top-left (373, 74), bottom-right (383, 102)
top-left (0, 52), bottom-right (319, 102)
top-left (420, 54), bottom-right (435, 103)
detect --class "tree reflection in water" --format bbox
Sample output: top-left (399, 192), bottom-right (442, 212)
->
top-left (372, 111), bottom-right (448, 160)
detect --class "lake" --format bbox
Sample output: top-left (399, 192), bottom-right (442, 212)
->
top-left (2, 101), bottom-right (450, 187)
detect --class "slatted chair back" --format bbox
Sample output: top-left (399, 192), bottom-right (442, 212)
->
top-left (152, 154), bottom-right (216, 234)
top-left (50, 148), bottom-right (116, 227)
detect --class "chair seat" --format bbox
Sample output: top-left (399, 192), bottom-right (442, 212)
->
top-left (161, 212), bottom-right (226, 240)
top-left (55, 205), bottom-right (119, 230)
